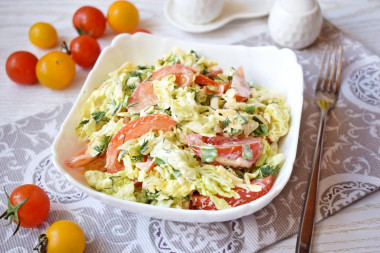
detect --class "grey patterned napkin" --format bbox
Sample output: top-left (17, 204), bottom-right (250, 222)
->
top-left (1, 21), bottom-right (379, 252)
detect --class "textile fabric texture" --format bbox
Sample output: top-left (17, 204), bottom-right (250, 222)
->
top-left (0, 20), bottom-right (379, 252)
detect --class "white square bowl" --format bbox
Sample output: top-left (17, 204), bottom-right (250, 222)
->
top-left (52, 33), bottom-right (303, 223)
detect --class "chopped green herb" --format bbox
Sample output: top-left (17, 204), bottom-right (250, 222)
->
top-left (131, 113), bottom-right (140, 120)
top-left (124, 82), bottom-right (137, 93)
top-left (135, 190), bottom-right (148, 203)
top-left (229, 128), bottom-right (241, 136)
top-left (253, 124), bottom-right (268, 137)
top-left (172, 170), bottom-right (181, 178)
top-left (259, 164), bottom-right (280, 178)
top-left (169, 55), bottom-right (179, 64)
top-left (93, 135), bottom-right (112, 155)
top-left (201, 68), bottom-right (209, 75)
top-left (129, 71), bottom-right (142, 81)
top-left (242, 144), bottom-right (253, 159)
top-left (154, 105), bottom-right (172, 116)
top-left (94, 145), bottom-right (105, 154)
top-left (138, 140), bottom-right (149, 155)
top-left (147, 191), bottom-right (159, 200)
top-left (201, 145), bottom-right (218, 163)
top-left (154, 157), bottom-right (166, 167)
top-left (227, 75), bottom-right (233, 82)
top-left (190, 49), bottom-right (199, 59)
top-left (244, 105), bottom-right (256, 114)
top-left (184, 195), bottom-right (190, 201)
top-left (105, 176), bottom-right (121, 192)
top-left (222, 117), bottom-right (230, 129)
top-left (76, 119), bottom-right (89, 129)
top-left (122, 95), bottom-right (130, 108)
top-left (91, 111), bottom-right (109, 123)
top-left (194, 91), bottom-right (200, 102)
top-left (131, 154), bottom-right (143, 162)
top-left (237, 113), bottom-right (248, 125)
top-left (127, 102), bottom-right (138, 108)
top-left (112, 102), bottom-right (122, 116)
top-left (252, 115), bottom-right (264, 124)
top-left (137, 65), bottom-right (148, 70)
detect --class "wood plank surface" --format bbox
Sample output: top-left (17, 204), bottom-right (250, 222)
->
top-left (0, 1), bottom-right (379, 252)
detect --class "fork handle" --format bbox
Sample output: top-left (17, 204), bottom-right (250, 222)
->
top-left (295, 108), bottom-right (328, 253)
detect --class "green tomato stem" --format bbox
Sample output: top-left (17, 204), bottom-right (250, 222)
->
top-left (0, 188), bottom-right (30, 236)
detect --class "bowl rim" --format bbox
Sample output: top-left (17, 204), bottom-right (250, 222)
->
top-left (51, 33), bottom-right (304, 223)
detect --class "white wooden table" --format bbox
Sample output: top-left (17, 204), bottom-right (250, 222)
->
top-left (1, 0), bottom-right (379, 252)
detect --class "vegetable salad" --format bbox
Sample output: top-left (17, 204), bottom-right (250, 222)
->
top-left (67, 48), bottom-right (290, 210)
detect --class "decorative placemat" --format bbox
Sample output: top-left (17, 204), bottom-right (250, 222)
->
top-left (1, 21), bottom-right (379, 252)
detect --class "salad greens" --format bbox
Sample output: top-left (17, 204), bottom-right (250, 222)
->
top-left (71, 48), bottom-right (290, 210)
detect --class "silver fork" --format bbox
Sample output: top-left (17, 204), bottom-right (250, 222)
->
top-left (295, 45), bottom-right (343, 253)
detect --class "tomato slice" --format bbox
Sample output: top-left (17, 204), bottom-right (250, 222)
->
top-left (187, 134), bottom-right (263, 168)
top-left (128, 81), bottom-right (158, 113)
top-left (151, 64), bottom-right (195, 87)
top-left (216, 82), bottom-right (231, 96)
top-left (195, 74), bottom-right (218, 86)
top-left (205, 68), bottom-right (223, 79)
top-left (128, 65), bottom-right (197, 113)
top-left (231, 66), bottom-right (251, 101)
top-left (194, 74), bottom-right (221, 94)
top-left (65, 144), bottom-right (96, 168)
top-left (106, 114), bottom-right (177, 173)
top-left (191, 175), bottom-right (274, 210)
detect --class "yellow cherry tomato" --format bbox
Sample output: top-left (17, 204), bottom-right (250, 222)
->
top-left (29, 22), bottom-right (58, 49)
top-left (35, 220), bottom-right (85, 253)
top-left (107, 1), bottom-right (139, 33)
top-left (36, 51), bottom-right (76, 89)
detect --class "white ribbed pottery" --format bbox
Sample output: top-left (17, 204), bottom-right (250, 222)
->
top-left (173, 0), bottom-right (225, 24)
top-left (268, 0), bottom-right (323, 49)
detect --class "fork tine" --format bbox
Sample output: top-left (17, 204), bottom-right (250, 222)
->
top-left (321, 46), bottom-right (333, 91)
top-left (334, 46), bottom-right (343, 94)
top-left (315, 47), bottom-right (328, 91)
top-left (327, 46), bottom-right (338, 92)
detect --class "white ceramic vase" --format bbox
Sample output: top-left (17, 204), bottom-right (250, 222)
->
top-left (268, 0), bottom-right (323, 49)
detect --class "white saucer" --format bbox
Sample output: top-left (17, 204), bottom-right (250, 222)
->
top-left (164, 0), bottom-right (274, 33)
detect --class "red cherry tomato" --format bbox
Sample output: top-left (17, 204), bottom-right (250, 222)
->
top-left (5, 51), bottom-right (38, 85)
top-left (69, 35), bottom-right (101, 68)
top-left (191, 175), bottom-right (274, 210)
top-left (106, 114), bottom-right (177, 173)
top-left (131, 28), bottom-right (151, 34)
top-left (73, 6), bottom-right (106, 38)
top-left (1, 184), bottom-right (50, 234)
